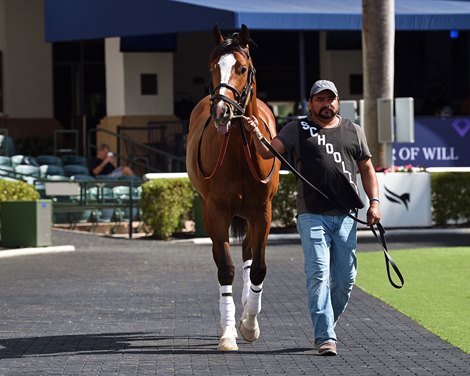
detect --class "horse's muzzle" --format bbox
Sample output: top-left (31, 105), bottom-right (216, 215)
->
top-left (211, 100), bottom-right (234, 135)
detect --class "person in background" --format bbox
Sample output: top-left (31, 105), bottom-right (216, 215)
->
top-left (242, 79), bottom-right (381, 356)
top-left (89, 143), bottom-right (135, 178)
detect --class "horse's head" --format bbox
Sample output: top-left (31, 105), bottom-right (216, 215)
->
top-left (209, 24), bottom-right (256, 136)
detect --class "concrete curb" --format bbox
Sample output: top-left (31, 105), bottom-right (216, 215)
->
top-left (177, 227), bottom-right (470, 244)
top-left (0, 245), bottom-right (76, 258)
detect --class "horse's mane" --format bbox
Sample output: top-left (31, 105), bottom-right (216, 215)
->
top-left (209, 32), bottom-right (255, 65)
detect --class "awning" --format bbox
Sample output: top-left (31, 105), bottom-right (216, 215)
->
top-left (44, 0), bottom-right (470, 42)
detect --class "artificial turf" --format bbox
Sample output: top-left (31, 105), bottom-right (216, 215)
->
top-left (356, 247), bottom-right (470, 354)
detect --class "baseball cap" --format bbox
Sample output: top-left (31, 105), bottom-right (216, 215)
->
top-left (309, 80), bottom-right (338, 97)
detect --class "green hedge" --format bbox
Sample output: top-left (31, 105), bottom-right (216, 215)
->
top-left (272, 171), bottom-right (297, 227)
top-left (140, 178), bottom-right (194, 239)
top-left (139, 174), bottom-right (298, 239)
top-left (431, 172), bottom-right (470, 226)
top-left (139, 172), bottom-right (470, 239)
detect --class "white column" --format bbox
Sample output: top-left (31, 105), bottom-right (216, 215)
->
top-left (105, 38), bottom-right (126, 116)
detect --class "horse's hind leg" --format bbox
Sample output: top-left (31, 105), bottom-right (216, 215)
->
top-left (241, 235), bottom-right (253, 308)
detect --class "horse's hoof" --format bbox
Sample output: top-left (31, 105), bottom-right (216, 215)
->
top-left (240, 314), bottom-right (260, 343)
top-left (218, 337), bottom-right (239, 351)
top-left (218, 326), bottom-right (238, 351)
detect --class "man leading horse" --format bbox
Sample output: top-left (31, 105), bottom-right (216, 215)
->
top-left (242, 79), bottom-right (381, 356)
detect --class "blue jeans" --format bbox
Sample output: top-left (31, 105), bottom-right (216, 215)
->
top-left (296, 213), bottom-right (357, 345)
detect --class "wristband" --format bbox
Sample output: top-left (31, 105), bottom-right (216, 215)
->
top-left (369, 198), bottom-right (380, 204)
top-left (253, 126), bottom-right (264, 141)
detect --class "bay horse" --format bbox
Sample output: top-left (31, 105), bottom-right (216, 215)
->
top-left (186, 24), bottom-right (280, 351)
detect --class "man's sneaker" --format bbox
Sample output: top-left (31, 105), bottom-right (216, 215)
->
top-left (318, 341), bottom-right (337, 356)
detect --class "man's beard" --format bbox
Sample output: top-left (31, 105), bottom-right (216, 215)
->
top-left (317, 106), bottom-right (339, 120)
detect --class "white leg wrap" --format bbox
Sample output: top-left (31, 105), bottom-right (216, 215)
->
top-left (241, 260), bottom-right (252, 307)
top-left (219, 285), bottom-right (236, 329)
top-left (245, 283), bottom-right (263, 315)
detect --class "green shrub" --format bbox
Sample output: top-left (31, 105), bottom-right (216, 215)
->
top-left (140, 178), bottom-right (194, 239)
top-left (0, 180), bottom-right (40, 204)
top-left (272, 171), bottom-right (297, 227)
top-left (431, 172), bottom-right (470, 226)
top-left (138, 172), bottom-right (470, 240)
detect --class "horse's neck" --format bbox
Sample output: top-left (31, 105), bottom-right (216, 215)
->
top-left (245, 95), bottom-right (259, 118)
top-left (246, 93), bottom-right (277, 139)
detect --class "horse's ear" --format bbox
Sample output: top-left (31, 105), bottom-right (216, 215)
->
top-left (239, 24), bottom-right (251, 48)
top-left (213, 24), bottom-right (224, 45)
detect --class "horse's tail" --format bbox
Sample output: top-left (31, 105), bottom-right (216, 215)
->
top-left (230, 216), bottom-right (247, 240)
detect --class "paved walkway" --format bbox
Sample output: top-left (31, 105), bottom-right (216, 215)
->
top-left (0, 229), bottom-right (468, 375)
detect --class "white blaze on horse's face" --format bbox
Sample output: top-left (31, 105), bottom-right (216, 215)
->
top-left (218, 53), bottom-right (236, 92)
top-left (214, 53), bottom-right (237, 135)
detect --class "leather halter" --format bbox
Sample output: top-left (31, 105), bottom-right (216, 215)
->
top-left (209, 65), bottom-right (256, 120)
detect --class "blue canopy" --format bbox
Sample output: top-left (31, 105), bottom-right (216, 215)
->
top-left (45, 0), bottom-right (470, 42)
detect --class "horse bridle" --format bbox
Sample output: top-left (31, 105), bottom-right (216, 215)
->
top-left (199, 64), bottom-right (276, 183)
top-left (209, 65), bottom-right (256, 120)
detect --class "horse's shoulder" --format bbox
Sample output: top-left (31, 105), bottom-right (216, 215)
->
top-left (188, 96), bottom-right (211, 131)
top-left (191, 96), bottom-right (210, 117)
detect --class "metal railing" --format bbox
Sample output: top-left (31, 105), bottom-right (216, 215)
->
top-left (41, 178), bottom-right (140, 238)
top-left (0, 167), bottom-right (141, 238)
top-left (87, 127), bottom-right (186, 174)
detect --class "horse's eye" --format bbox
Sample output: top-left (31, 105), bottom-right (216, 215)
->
top-left (240, 66), bottom-right (247, 75)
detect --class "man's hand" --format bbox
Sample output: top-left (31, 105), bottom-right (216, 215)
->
top-left (367, 202), bottom-right (381, 226)
top-left (242, 115), bottom-right (259, 133)
top-left (104, 154), bottom-right (114, 164)
top-left (242, 115), bottom-right (265, 140)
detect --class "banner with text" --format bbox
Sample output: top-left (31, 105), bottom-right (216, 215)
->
top-left (393, 116), bottom-right (470, 167)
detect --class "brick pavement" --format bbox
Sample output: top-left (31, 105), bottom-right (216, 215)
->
top-left (0, 229), bottom-right (468, 375)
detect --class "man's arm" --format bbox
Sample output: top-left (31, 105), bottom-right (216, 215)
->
top-left (91, 155), bottom-right (113, 176)
top-left (357, 158), bottom-right (381, 225)
top-left (242, 115), bottom-right (286, 159)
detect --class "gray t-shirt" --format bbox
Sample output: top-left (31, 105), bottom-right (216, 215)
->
top-left (276, 115), bottom-right (371, 215)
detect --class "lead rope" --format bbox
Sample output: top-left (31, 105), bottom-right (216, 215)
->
top-left (255, 133), bottom-right (404, 289)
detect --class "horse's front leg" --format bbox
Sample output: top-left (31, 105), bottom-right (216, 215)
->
top-left (239, 206), bottom-right (271, 343)
top-left (215, 241), bottom-right (239, 351)
top-left (206, 209), bottom-right (238, 351)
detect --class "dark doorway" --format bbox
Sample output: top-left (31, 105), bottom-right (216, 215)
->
top-left (53, 40), bottom-right (106, 155)
top-left (0, 51), bottom-right (3, 113)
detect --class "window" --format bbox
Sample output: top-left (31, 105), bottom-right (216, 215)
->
top-left (141, 74), bottom-right (158, 95)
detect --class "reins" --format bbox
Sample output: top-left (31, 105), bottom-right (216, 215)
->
top-left (197, 116), bottom-right (277, 184)
top-left (256, 133), bottom-right (404, 289)
top-left (197, 117), bottom-right (230, 180)
top-left (239, 119), bottom-right (277, 184)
